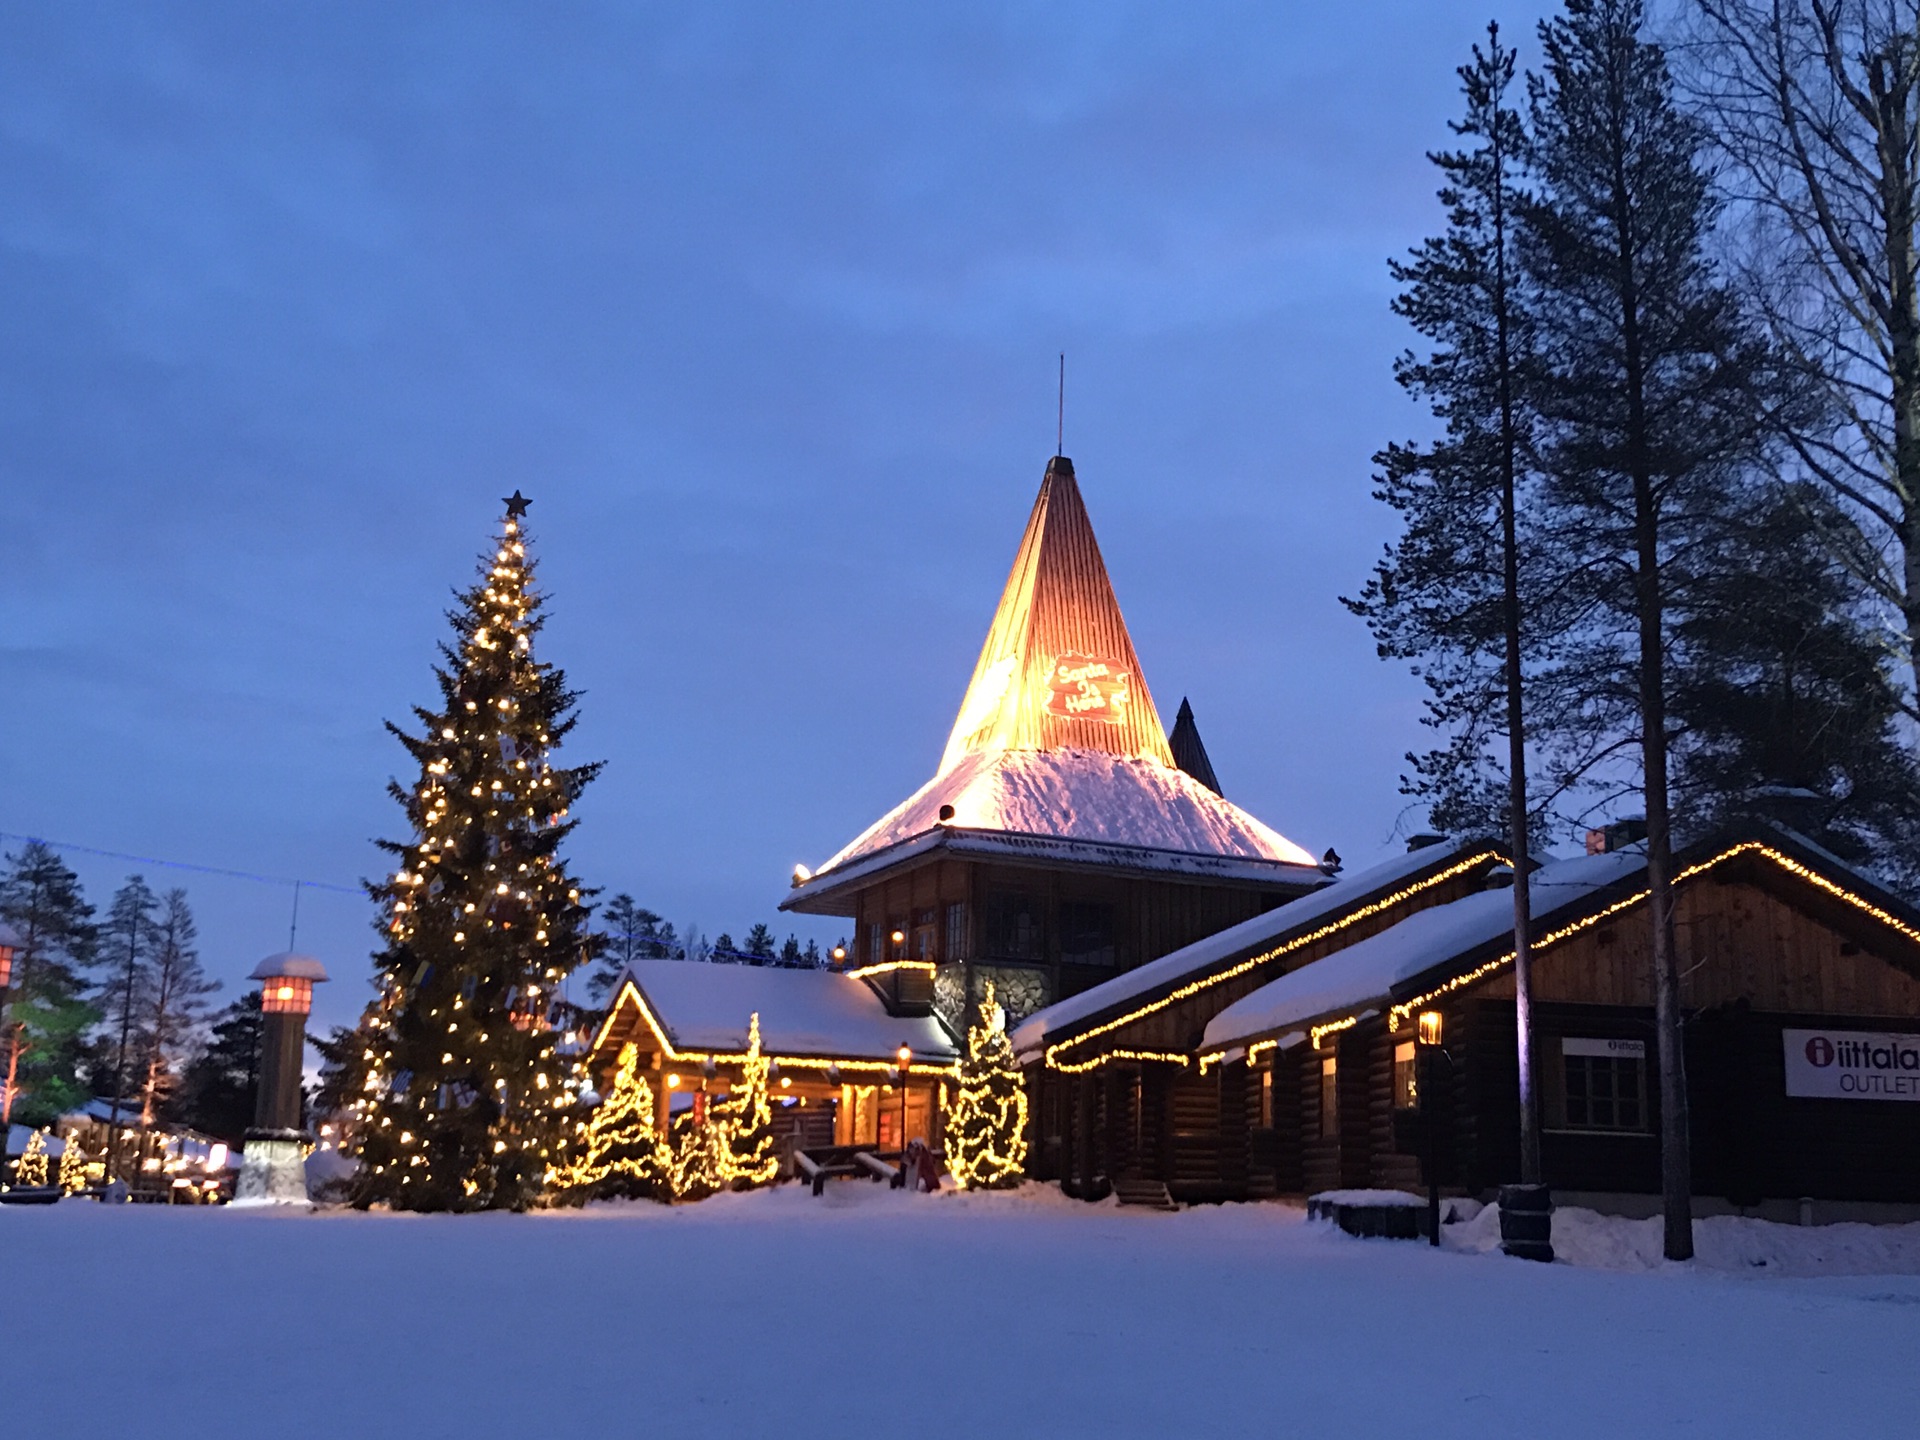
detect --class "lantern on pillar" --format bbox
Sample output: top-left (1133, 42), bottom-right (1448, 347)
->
top-left (233, 952), bottom-right (329, 1206)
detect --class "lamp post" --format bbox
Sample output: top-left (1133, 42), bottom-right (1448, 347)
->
top-left (233, 952), bottom-right (329, 1205)
top-left (896, 1044), bottom-right (912, 1153)
top-left (1416, 1011), bottom-right (1450, 1247)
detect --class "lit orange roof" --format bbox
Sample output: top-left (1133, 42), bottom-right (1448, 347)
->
top-left (939, 456), bottom-right (1173, 773)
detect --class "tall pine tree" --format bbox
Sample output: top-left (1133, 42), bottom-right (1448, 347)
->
top-left (1521, 0), bottom-right (1783, 1260)
top-left (135, 888), bottom-right (219, 1133)
top-left (1349, 23), bottom-right (1555, 1188)
top-left (350, 494), bottom-right (601, 1212)
top-left (97, 876), bottom-right (159, 1181)
top-left (171, 991), bottom-right (264, 1145)
top-left (0, 842), bottom-right (98, 1129)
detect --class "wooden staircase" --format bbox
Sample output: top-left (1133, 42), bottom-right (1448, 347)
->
top-left (1111, 1176), bottom-right (1177, 1210)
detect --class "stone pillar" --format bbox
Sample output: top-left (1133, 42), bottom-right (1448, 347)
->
top-left (233, 954), bottom-right (328, 1206)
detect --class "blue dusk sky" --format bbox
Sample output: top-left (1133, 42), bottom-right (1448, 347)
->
top-left (2, 2), bottom-right (1560, 1035)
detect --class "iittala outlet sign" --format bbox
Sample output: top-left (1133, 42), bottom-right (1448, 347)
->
top-left (1783, 1029), bottom-right (1920, 1101)
top-left (1044, 654), bottom-right (1132, 722)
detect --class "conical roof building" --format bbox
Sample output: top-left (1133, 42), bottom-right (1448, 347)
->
top-left (785, 455), bottom-right (1323, 1030)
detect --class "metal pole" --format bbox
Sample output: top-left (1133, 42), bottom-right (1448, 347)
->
top-left (1424, 1046), bottom-right (1440, 1247)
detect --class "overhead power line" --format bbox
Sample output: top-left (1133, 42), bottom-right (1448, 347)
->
top-left (0, 830), bottom-right (362, 896)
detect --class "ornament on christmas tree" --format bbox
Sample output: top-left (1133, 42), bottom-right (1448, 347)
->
top-left (943, 981), bottom-right (1029, 1190)
top-left (713, 1013), bottom-right (779, 1188)
top-left (14, 1128), bottom-right (49, 1188)
top-left (58, 1132), bottom-right (88, 1194)
top-left (339, 496), bottom-right (602, 1213)
top-left (558, 1042), bottom-right (665, 1201)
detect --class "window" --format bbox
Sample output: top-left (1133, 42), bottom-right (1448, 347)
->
top-left (867, 925), bottom-right (882, 966)
top-left (1558, 1037), bottom-right (1647, 1132)
top-left (1319, 1055), bottom-right (1339, 1139)
top-left (982, 891), bottom-right (1045, 961)
top-left (944, 902), bottom-right (967, 963)
top-left (1393, 1041), bottom-right (1418, 1109)
top-left (1059, 901), bottom-right (1117, 967)
top-left (1258, 1067), bottom-right (1275, 1129)
top-left (912, 908), bottom-right (936, 961)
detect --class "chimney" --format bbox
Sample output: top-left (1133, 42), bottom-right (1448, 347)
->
top-left (1585, 818), bottom-right (1648, 855)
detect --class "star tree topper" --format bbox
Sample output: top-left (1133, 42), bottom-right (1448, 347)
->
top-left (502, 490), bottom-right (532, 519)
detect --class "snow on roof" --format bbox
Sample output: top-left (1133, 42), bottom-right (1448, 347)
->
top-left (616, 959), bottom-right (956, 1064)
top-left (1202, 847), bottom-right (1650, 1052)
top-left (813, 745), bottom-right (1319, 878)
top-left (1011, 837), bottom-right (1488, 1056)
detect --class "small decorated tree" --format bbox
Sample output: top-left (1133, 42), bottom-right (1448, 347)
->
top-left (560, 1042), bottom-right (664, 1201)
top-left (944, 981), bottom-right (1028, 1189)
top-left (57, 1131), bottom-right (87, 1194)
top-left (665, 1106), bottom-right (727, 1201)
top-left (14, 1127), bottom-right (48, 1187)
top-left (714, 1013), bottom-right (778, 1188)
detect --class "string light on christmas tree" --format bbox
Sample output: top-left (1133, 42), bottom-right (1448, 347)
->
top-left (556, 1042), bottom-right (665, 1201)
top-left (714, 1013), bottom-right (779, 1188)
top-left (665, 1104), bottom-right (727, 1202)
top-left (58, 1132), bottom-right (88, 1195)
top-left (333, 491), bottom-right (601, 1213)
top-left (14, 1128), bottom-right (49, 1188)
top-left (944, 982), bottom-right (1029, 1190)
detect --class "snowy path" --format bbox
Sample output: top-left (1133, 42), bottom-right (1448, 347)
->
top-left (9, 1186), bottom-right (1918, 1438)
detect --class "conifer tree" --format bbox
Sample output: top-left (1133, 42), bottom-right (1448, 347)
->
top-left (1349, 22), bottom-right (1555, 1187)
top-left (135, 889), bottom-right (219, 1136)
top-left (714, 1013), bottom-right (777, 1187)
top-left (559, 1042), bottom-right (663, 1201)
top-left (665, 1108), bottom-right (726, 1201)
top-left (13, 1128), bottom-right (48, 1187)
top-left (944, 981), bottom-right (1028, 1189)
top-left (171, 992), bottom-right (265, 1144)
top-left (0, 842), bottom-right (99, 1129)
top-left (98, 876), bottom-right (159, 1182)
top-left (57, 1129), bottom-right (87, 1194)
top-left (1521, 0), bottom-right (1783, 1259)
top-left (349, 493), bottom-right (601, 1213)
top-left (586, 894), bottom-right (669, 1006)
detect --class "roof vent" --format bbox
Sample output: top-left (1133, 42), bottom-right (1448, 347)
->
top-left (938, 804), bottom-right (956, 822)
top-left (1586, 818), bottom-right (1648, 854)
top-left (1406, 833), bottom-right (1448, 853)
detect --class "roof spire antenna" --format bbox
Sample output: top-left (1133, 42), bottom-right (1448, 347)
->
top-left (288, 879), bottom-right (302, 951)
top-left (1056, 353), bottom-right (1066, 457)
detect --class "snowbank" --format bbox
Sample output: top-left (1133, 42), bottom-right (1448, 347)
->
top-left (1446, 1202), bottom-right (1920, 1277)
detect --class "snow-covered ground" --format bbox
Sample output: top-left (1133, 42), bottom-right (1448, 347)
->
top-left (9, 1186), bottom-right (1919, 1438)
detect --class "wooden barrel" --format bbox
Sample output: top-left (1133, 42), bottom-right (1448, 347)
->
top-left (1497, 1183), bottom-right (1554, 1262)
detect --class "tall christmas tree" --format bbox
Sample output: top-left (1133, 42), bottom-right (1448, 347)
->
top-left (714, 1013), bottom-right (777, 1187)
top-left (558, 1042), bottom-right (664, 1201)
top-left (349, 492), bottom-right (601, 1212)
top-left (944, 981), bottom-right (1028, 1190)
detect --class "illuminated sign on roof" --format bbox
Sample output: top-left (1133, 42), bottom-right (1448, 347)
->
top-left (1045, 653), bottom-right (1132, 723)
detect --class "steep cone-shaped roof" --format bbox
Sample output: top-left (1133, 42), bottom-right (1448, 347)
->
top-left (939, 456), bottom-right (1173, 774)
top-left (788, 455), bottom-right (1317, 905)
top-left (1168, 697), bottom-right (1223, 797)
